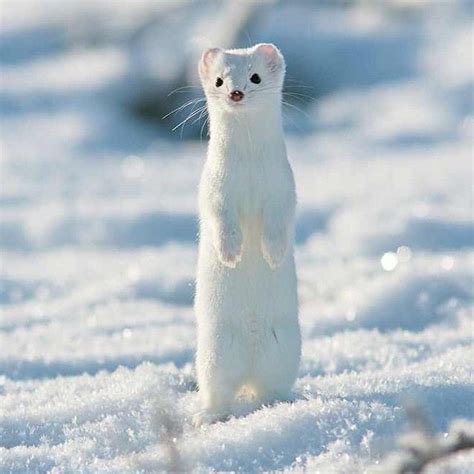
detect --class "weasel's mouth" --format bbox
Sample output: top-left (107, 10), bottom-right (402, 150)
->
top-left (227, 98), bottom-right (245, 106)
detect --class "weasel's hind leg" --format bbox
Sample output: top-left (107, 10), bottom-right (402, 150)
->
top-left (194, 380), bottom-right (237, 426)
top-left (252, 324), bottom-right (300, 407)
top-left (194, 339), bottom-right (248, 426)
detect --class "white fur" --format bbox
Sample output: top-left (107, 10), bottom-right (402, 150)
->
top-left (194, 44), bottom-right (300, 425)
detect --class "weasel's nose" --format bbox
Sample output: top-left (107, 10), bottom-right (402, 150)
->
top-left (229, 90), bottom-right (244, 102)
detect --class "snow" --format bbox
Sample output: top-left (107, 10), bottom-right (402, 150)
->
top-left (1, 1), bottom-right (473, 472)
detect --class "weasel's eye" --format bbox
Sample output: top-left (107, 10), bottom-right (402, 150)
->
top-left (250, 73), bottom-right (261, 84)
top-left (215, 77), bottom-right (223, 87)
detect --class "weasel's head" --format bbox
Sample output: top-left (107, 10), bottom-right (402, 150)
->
top-left (198, 43), bottom-right (285, 113)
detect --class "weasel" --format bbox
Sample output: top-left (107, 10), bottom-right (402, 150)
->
top-left (194, 43), bottom-right (300, 425)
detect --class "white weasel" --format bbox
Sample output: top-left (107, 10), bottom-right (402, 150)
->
top-left (194, 43), bottom-right (300, 425)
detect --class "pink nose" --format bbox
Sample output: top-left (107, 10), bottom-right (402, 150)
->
top-left (229, 90), bottom-right (244, 102)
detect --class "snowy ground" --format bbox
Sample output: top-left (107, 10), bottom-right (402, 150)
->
top-left (1, 1), bottom-right (473, 472)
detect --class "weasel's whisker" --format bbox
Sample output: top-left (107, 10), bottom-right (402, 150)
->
top-left (250, 86), bottom-right (280, 94)
top-left (167, 85), bottom-right (201, 97)
top-left (285, 85), bottom-right (315, 91)
top-left (283, 93), bottom-right (317, 106)
top-left (284, 91), bottom-right (317, 101)
top-left (285, 78), bottom-right (314, 86)
top-left (191, 106), bottom-right (208, 126)
top-left (200, 114), bottom-right (210, 142)
top-left (163, 98), bottom-right (206, 120)
top-left (282, 100), bottom-right (312, 121)
top-left (179, 105), bottom-right (207, 138)
top-left (247, 85), bottom-right (316, 101)
top-left (172, 105), bottom-right (207, 133)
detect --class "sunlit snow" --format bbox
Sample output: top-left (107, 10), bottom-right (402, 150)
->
top-left (1, 1), bottom-right (473, 472)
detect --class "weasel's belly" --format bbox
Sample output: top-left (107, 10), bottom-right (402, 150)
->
top-left (195, 223), bottom-right (298, 326)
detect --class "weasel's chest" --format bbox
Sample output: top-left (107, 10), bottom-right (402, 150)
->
top-left (234, 159), bottom-right (270, 218)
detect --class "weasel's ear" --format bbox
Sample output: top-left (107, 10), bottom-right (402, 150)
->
top-left (199, 47), bottom-right (222, 79)
top-left (255, 43), bottom-right (284, 73)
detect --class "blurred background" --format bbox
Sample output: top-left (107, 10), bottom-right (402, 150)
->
top-left (1, 0), bottom-right (472, 248)
top-left (0, 1), bottom-right (473, 471)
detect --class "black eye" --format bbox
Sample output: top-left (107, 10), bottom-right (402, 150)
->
top-left (250, 73), bottom-right (261, 84)
top-left (215, 77), bottom-right (223, 87)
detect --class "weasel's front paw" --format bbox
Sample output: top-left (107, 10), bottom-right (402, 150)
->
top-left (215, 229), bottom-right (242, 268)
top-left (262, 234), bottom-right (287, 270)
